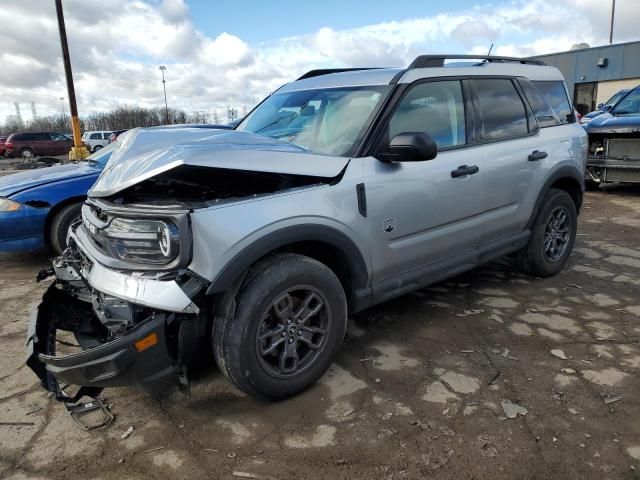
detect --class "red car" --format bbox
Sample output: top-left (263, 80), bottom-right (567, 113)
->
top-left (0, 136), bottom-right (7, 157)
top-left (4, 132), bottom-right (72, 158)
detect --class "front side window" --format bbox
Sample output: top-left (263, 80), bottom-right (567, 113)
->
top-left (50, 133), bottom-right (68, 141)
top-left (474, 79), bottom-right (528, 141)
top-left (34, 133), bottom-right (50, 141)
top-left (237, 86), bottom-right (390, 156)
top-left (532, 81), bottom-right (573, 124)
top-left (90, 133), bottom-right (101, 140)
top-left (611, 86), bottom-right (640, 115)
top-left (388, 80), bottom-right (466, 149)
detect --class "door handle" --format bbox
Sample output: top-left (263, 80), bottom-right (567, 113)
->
top-left (451, 165), bottom-right (479, 178)
top-left (528, 150), bottom-right (548, 162)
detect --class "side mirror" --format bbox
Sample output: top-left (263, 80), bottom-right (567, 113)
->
top-left (601, 104), bottom-right (612, 112)
top-left (597, 102), bottom-right (604, 109)
top-left (376, 132), bottom-right (438, 162)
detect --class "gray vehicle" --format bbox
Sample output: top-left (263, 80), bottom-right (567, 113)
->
top-left (27, 55), bottom-right (587, 404)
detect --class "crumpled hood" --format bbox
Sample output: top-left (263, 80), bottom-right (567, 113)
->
top-left (0, 162), bottom-right (100, 198)
top-left (89, 127), bottom-right (350, 198)
top-left (585, 112), bottom-right (640, 133)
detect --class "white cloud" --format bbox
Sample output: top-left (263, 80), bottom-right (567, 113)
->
top-left (0, 0), bottom-right (638, 124)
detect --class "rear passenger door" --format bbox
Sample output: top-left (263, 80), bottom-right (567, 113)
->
top-left (364, 79), bottom-right (487, 286)
top-left (468, 78), bottom-right (542, 246)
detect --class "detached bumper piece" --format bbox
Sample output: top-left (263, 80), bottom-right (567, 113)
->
top-left (26, 285), bottom-right (178, 406)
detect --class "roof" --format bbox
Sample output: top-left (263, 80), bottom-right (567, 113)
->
top-left (278, 61), bottom-right (565, 93)
top-left (530, 40), bottom-right (640, 59)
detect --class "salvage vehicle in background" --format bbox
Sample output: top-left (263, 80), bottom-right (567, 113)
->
top-left (580, 88), bottom-right (630, 125)
top-left (81, 130), bottom-right (112, 153)
top-left (4, 132), bottom-right (72, 158)
top-left (0, 135), bottom-right (7, 156)
top-left (584, 85), bottom-right (640, 185)
top-left (108, 129), bottom-right (128, 143)
top-left (27, 55), bottom-right (587, 407)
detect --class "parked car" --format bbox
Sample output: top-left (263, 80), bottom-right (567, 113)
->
top-left (82, 131), bottom-right (112, 152)
top-left (108, 129), bottom-right (128, 143)
top-left (0, 144), bottom-right (114, 253)
top-left (584, 85), bottom-right (640, 185)
top-left (28, 55), bottom-right (587, 406)
top-left (0, 136), bottom-right (7, 157)
top-left (4, 132), bottom-right (72, 158)
top-left (580, 88), bottom-right (631, 125)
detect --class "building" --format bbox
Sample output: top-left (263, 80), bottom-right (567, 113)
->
top-left (530, 41), bottom-right (640, 115)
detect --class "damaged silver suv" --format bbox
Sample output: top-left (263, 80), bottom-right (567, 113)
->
top-left (27, 55), bottom-right (588, 404)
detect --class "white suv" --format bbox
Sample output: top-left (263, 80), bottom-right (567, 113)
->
top-left (81, 131), bottom-right (112, 153)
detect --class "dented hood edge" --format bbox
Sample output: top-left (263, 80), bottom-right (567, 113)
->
top-left (89, 127), bottom-right (350, 198)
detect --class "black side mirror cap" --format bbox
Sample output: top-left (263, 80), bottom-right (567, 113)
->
top-left (376, 132), bottom-right (438, 162)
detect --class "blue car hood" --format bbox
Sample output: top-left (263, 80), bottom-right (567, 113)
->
top-left (585, 112), bottom-right (640, 133)
top-left (0, 162), bottom-right (101, 198)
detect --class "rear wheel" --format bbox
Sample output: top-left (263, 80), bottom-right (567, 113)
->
top-left (517, 188), bottom-right (577, 277)
top-left (50, 202), bottom-right (83, 254)
top-left (213, 254), bottom-right (347, 400)
top-left (20, 147), bottom-right (35, 159)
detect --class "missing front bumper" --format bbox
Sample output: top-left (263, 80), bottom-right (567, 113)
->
top-left (26, 285), bottom-right (179, 401)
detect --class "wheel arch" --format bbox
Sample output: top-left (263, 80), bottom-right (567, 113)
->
top-left (527, 166), bottom-right (584, 230)
top-left (43, 196), bottom-right (86, 245)
top-left (206, 225), bottom-right (371, 308)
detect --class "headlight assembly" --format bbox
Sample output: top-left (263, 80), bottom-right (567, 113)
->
top-left (0, 198), bottom-right (21, 212)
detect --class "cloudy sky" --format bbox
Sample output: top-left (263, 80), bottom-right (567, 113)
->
top-left (0, 0), bottom-right (637, 124)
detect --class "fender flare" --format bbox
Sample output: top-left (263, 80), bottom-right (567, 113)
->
top-left (527, 164), bottom-right (584, 229)
top-left (206, 224), bottom-right (370, 296)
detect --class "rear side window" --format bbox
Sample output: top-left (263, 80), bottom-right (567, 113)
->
top-left (389, 80), bottom-right (466, 149)
top-left (34, 133), bottom-right (50, 141)
top-left (531, 81), bottom-right (573, 124)
top-left (519, 80), bottom-right (561, 128)
top-left (473, 79), bottom-right (528, 141)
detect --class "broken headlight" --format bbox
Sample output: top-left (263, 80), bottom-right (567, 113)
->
top-left (89, 215), bottom-right (181, 265)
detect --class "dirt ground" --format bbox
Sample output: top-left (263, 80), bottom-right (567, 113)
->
top-left (1, 186), bottom-right (639, 480)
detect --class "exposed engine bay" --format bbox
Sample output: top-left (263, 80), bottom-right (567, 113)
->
top-left (107, 165), bottom-right (335, 207)
top-left (586, 132), bottom-right (640, 184)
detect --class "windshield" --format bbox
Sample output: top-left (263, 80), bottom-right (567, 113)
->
top-left (605, 89), bottom-right (627, 107)
top-left (86, 142), bottom-right (116, 167)
top-left (612, 86), bottom-right (640, 115)
top-left (237, 86), bottom-right (390, 156)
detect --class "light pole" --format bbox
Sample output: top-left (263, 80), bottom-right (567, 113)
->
top-left (59, 97), bottom-right (65, 117)
top-left (159, 65), bottom-right (169, 124)
top-left (609, 0), bottom-right (616, 44)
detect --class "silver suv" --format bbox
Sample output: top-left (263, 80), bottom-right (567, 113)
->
top-left (28, 55), bottom-right (587, 403)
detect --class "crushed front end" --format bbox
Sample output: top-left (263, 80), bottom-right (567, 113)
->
top-left (26, 199), bottom-right (209, 402)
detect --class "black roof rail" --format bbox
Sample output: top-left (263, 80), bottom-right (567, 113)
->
top-left (408, 55), bottom-right (545, 69)
top-left (297, 68), bottom-right (379, 80)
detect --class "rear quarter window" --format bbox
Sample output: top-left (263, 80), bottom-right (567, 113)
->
top-left (531, 81), bottom-right (574, 124)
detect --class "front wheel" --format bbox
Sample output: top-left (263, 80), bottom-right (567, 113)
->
top-left (49, 202), bottom-right (83, 254)
top-left (213, 254), bottom-right (347, 400)
top-left (517, 188), bottom-right (577, 277)
top-left (92, 145), bottom-right (103, 153)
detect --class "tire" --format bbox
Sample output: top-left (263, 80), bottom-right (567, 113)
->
top-left (20, 147), bottom-right (35, 159)
top-left (585, 179), bottom-right (600, 191)
top-left (92, 145), bottom-right (103, 153)
top-left (517, 188), bottom-right (577, 277)
top-left (213, 253), bottom-right (347, 400)
top-left (50, 202), bottom-right (83, 254)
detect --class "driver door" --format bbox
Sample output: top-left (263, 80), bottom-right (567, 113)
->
top-left (362, 79), bottom-right (486, 290)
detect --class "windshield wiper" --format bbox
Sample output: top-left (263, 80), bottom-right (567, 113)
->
top-left (255, 112), bottom-right (297, 134)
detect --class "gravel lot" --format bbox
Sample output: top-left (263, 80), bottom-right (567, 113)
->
top-left (1, 187), bottom-right (639, 480)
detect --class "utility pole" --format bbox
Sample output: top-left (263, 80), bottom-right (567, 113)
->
top-left (609, 0), bottom-right (616, 44)
top-left (159, 65), bottom-right (169, 124)
top-left (59, 97), bottom-right (65, 117)
top-left (31, 102), bottom-right (37, 120)
top-left (55, 0), bottom-right (89, 159)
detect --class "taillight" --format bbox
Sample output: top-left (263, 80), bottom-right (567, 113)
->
top-left (5, 142), bottom-right (13, 149)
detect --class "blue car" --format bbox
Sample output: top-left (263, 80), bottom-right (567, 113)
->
top-left (0, 145), bottom-right (114, 253)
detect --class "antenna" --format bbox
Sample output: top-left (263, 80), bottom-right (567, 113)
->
top-left (487, 43), bottom-right (494, 56)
